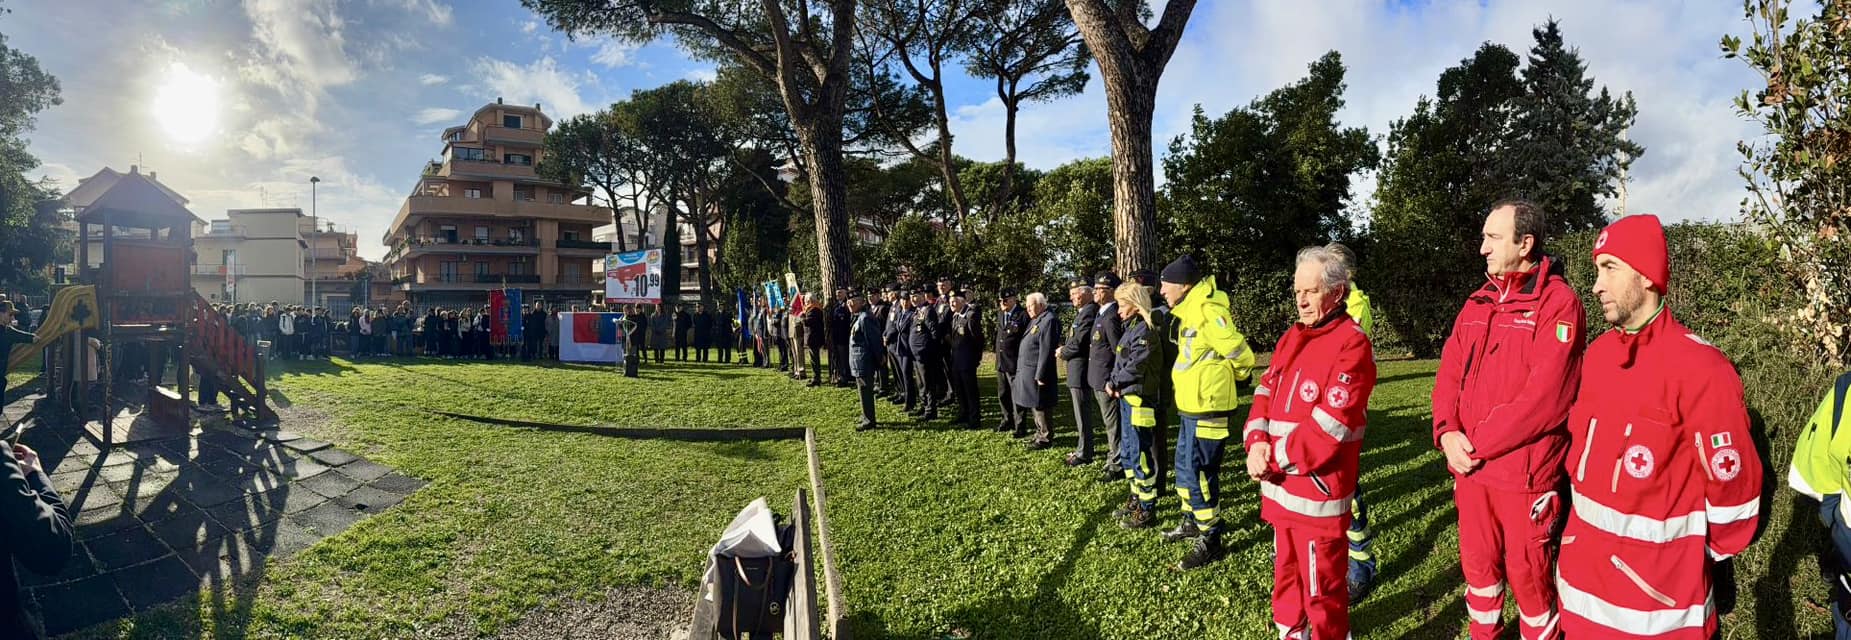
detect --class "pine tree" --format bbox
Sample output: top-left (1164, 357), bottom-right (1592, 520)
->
top-left (1502, 20), bottom-right (1643, 234)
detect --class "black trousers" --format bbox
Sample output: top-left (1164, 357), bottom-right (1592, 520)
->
top-left (831, 343), bottom-right (850, 383)
top-left (695, 343), bottom-right (710, 362)
top-left (898, 354), bottom-right (918, 411)
top-left (996, 370), bottom-right (1021, 431)
top-left (951, 362), bottom-right (981, 428)
top-left (856, 375), bottom-right (877, 429)
top-left (1069, 386), bottom-right (1099, 459)
top-left (914, 357), bottom-right (939, 416)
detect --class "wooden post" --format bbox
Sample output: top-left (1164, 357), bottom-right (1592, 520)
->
top-left (804, 428), bottom-right (848, 639)
top-left (788, 488), bottom-right (821, 640)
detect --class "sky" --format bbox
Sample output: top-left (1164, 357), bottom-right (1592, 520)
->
top-left (11, 0), bottom-right (1765, 261)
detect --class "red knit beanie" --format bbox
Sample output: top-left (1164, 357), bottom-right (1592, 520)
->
top-left (1592, 214), bottom-right (1669, 292)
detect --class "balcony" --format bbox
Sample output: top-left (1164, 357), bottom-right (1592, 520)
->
top-left (384, 236), bottom-right (539, 263)
top-left (437, 157), bottom-right (536, 181)
top-left (472, 273), bottom-right (541, 284)
top-left (388, 195), bottom-right (611, 236)
top-left (554, 238), bottom-right (610, 253)
top-left (482, 125), bottom-right (543, 146)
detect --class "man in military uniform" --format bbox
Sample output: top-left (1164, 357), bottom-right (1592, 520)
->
top-left (1016, 292), bottom-right (1061, 448)
top-left (829, 287), bottom-right (854, 387)
top-left (906, 289), bottom-right (939, 421)
top-left (1060, 278), bottom-right (1101, 466)
top-left (868, 286), bottom-right (892, 397)
top-left (883, 286), bottom-right (907, 404)
top-left (1090, 272), bottom-right (1126, 482)
top-left (994, 289), bottom-right (1029, 434)
top-left (947, 290), bottom-right (986, 430)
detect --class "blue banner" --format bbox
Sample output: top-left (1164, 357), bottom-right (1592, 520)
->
top-left (505, 288), bottom-right (524, 336)
top-left (735, 288), bottom-right (751, 339)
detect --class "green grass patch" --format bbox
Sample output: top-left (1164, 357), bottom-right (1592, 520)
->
top-left (70, 355), bottom-right (1828, 639)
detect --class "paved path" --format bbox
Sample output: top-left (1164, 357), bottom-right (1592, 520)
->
top-left (2, 392), bottom-right (425, 637)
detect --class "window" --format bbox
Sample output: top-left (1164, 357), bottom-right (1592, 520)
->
top-left (440, 262), bottom-right (458, 282)
top-left (562, 230), bottom-right (580, 241)
top-left (439, 225), bottom-right (458, 243)
top-left (547, 192), bottom-right (565, 204)
top-left (514, 187), bottom-right (535, 201)
top-left (509, 259), bottom-right (530, 275)
top-left (475, 262), bottom-right (490, 279)
top-left (506, 153), bottom-right (533, 166)
top-left (503, 114), bottom-right (523, 129)
top-left (446, 130), bottom-right (462, 142)
top-left (509, 228), bottom-right (525, 244)
top-left (475, 226), bottom-right (489, 243)
top-left (453, 147), bottom-right (487, 162)
top-left (463, 188), bottom-right (482, 199)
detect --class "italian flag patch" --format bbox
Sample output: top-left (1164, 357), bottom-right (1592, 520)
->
top-left (1555, 322), bottom-right (1572, 343)
top-left (1711, 433), bottom-right (1732, 448)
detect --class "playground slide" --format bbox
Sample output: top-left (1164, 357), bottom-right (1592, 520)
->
top-left (6, 285), bottom-right (99, 371)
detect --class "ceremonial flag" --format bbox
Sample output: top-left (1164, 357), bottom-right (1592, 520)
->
top-left (735, 288), bottom-right (751, 340)
top-left (560, 312), bottom-right (624, 363)
top-left (489, 290), bottom-right (507, 343)
top-left (505, 289), bottom-right (524, 337)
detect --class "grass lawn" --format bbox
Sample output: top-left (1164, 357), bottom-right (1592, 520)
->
top-left (67, 354), bottom-right (1826, 639)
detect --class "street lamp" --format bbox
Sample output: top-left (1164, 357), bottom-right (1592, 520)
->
top-left (309, 176), bottom-right (320, 309)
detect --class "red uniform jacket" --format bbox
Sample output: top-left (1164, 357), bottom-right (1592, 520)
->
top-left (1557, 308), bottom-right (1762, 639)
top-left (1432, 256), bottom-right (1587, 492)
top-left (1243, 312), bottom-right (1376, 535)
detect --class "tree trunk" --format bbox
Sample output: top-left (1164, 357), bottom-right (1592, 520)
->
top-left (797, 120), bottom-right (855, 297)
top-left (930, 88), bottom-right (972, 225)
top-left (690, 193), bottom-right (717, 305)
top-left (999, 94), bottom-right (1021, 217)
top-left (1104, 83), bottom-right (1159, 275)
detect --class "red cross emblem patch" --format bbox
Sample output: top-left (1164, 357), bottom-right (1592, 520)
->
top-left (1710, 448), bottom-right (1742, 481)
top-left (1624, 445), bottom-right (1655, 479)
top-left (1299, 380), bottom-right (1320, 403)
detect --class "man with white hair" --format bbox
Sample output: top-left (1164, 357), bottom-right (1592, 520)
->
top-left (1245, 246), bottom-right (1377, 637)
top-left (1014, 292), bottom-right (1060, 448)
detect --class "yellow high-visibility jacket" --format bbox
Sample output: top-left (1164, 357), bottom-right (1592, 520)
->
top-left (1791, 373), bottom-right (1851, 522)
top-left (1168, 276), bottom-right (1256, 416)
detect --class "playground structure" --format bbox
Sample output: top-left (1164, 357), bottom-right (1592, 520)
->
top-left (8, 167), bottom-right (274, 446)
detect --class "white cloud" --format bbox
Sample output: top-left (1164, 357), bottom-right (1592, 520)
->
top-left (241, 0), bottom-right (358, 111)
top-left (468, 56), bottom-right (598, 118)
top-left (419, 73), bottom-right (447, 86)
top-left (685, 67), bottom-right (718, 83)
top-left (590, 40), bottom-right (639, 68)
top-left (522, 20), bottom-right (540, 35)
top-left (413, 107), bottom-right (463, 125)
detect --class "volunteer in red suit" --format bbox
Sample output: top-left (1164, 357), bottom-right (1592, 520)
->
top-left (1432, 199), bottom-right (1586, 640)
top-left (1244, 245), bottom-right (1377, 639)
top-left (1558, 214), bottom-right (1763, 639)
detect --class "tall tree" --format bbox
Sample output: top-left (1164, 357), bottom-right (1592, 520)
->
top-left (538, 112), bottom-right (640, 252)
top-left (0, 17), bottom-right (64, 295)
top-left (861, 0), bottom-right (982, 224)
top-left (1034, 157), bottom-right (1112, 279)
top-left (617, 82), bottom-right (736, 303)
top-left (1369, 44), bottom-right (1526, 357)
top-left (965, 0), bottom-right (1089, 211)
top-left (1501, 20), bottom-right (1642, 234)
top-left (524, 0), bottom-right (862, 296)
top-left (1061, 0), bottom-right (1196, 274)
top-left (1725, 0), bottom-right (1851, 366)
top-left (1158, 51), bottom-right (1377, 346)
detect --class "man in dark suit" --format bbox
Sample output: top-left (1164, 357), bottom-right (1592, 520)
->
top-left (828, 288), bottom-right (853, 387)
top-left (1014, 292), bottom-right (1060, 448)
top-left (893, 292), bottom-right (919, 414)
top-left (1059, 278), bottom-right (1100, 465)
top-left (883, 287), bottom-right (907, 404)
top-left (993, 289), bottom-right (1028, 433)
top-left (905, 289), bottom-right (939, 421)
top-left (1088, 272), bottom-right (1126, 481)
top-left (691, 303), bottom-right (713, 362)
top-left (848, 294), bottom-right (884, 431)
top-left (673, 304), bottom-right (693, 361)
top-left (947, 290), bottom-right (986, 430)
top-left (932, 278), bottom-right (957, 406)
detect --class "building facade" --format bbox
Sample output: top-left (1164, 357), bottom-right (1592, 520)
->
top-left (382, 99), bottom-right (611, 307)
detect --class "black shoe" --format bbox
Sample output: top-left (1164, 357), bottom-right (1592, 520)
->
top-left (806, 381), bottom-right (820, 388)
top-left (993, 423), bottom-right (1012, 433)
top-left (855, 422), bottom-right (876, 432)
top-left (1112, 497), bottom-right (1140, 519)
top-left (1176, 535), bottom-right (1225, 571)
top-left (1027, 439), bottom-right (1051, 451)
top-left (919, 412), bottom-right (937, 421)
top-left (1097, 468), bottom-right (1124, 484)
top-left (1120, 503), bottom-right (1156, 529)
top-left (1161, 520), bottom-right (1201, 543)
top-left (1011, 430), bottom-right (1028, 439)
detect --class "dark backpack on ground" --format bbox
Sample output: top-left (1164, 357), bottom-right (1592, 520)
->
top-left (714, 516), bottom-right (797, 639)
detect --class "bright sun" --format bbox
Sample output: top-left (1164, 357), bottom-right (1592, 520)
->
top-left (152, 62), bottom-right (220, 145)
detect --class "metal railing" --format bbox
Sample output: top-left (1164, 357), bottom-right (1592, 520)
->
top-left (555, 238), bottom-right (608, 250)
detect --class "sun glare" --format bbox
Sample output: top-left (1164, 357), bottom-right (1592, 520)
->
top-left (152, 62), bottom-right (220, 145)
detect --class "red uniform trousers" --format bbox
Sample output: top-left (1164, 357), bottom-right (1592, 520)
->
top-left (1272, 525), bottom-right (1349, 640)
top-left (1456, 481), bottom-right (1562, 640)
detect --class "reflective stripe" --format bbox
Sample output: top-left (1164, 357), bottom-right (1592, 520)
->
top-left (1131, 406), bottom-right (1156, 427)
top-left (1569, 488), bottom-right (1706, 543)
top-left (1519, 607), bottom-right (1559, 637)
top-left (1196, 418), bottom-right (1228, 440)
top-left (1467, 605), bottom-right (1501, 625)
top-left (1788, 463), bottom-right (1825, 501)
top-left (1557, 576), bottom-right (1711, 635)
top-left (1467, 582), bottom-right (1505, 598)
top-left (1273, 430), bottom-right (1293, 472)
top-left (1261, 482), bottom-right (1350, 518)
top-left (1245, 418), bottom-right (1268, 437)
top-left (1269, 420), bottom-right (1299, 437)
top-left (1255, 384), bottom-right (1272, 397)
top-left (1706, 497), bottom-right (1759, 524)
top-left (1308, 539), bottom-right (1318, 598)
top-left (1312, 406), bottom-right (1363, 442)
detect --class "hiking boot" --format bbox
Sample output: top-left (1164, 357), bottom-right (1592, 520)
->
top-left (1161, 519), bottom-right (1201, 543)
top-left (1176, 535), bottom-right (1225, 571)
top-left (1119, 503), bottom-right (1156, 529)
top-left (1112, 496), bottom-right (1140, 519)
top-left (1348, 558), bottom-right (1378, 605)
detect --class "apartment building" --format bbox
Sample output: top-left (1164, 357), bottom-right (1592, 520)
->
top-left (381, 99), bottom-right (611, 307)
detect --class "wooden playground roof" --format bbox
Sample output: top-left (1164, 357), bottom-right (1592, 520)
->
top-left (69, 166), bottom-right (200, 228)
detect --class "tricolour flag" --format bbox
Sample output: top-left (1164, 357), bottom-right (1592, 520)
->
top-left (560, 311), bottom-right (624, 363)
